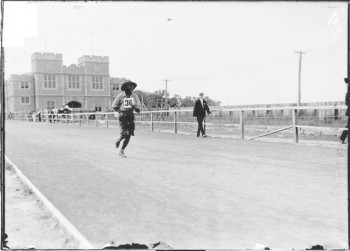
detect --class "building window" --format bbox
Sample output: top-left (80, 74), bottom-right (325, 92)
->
top-left (21, 97), bottom-right (30, 104)
top-left (47, 100), bottom-right (55, 109)
top-left (68, 75), bottom-right (80, 89)
top-left (94, 101), bottom-right (102, 112)
top-left (92, 76), bottom-right (103, 90)
top-left (44, 74), bottom-right (56, 88)
top-left (112, 83), bottom-right (119, 91)
top-left (20, 82), bottom-right (29, 89)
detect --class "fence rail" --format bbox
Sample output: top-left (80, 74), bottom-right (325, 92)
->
top-left (8, 105), bottom-right (348, 143)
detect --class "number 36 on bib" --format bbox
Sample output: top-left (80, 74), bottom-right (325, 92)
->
top-left (123, 98), bottom-right (134, 108)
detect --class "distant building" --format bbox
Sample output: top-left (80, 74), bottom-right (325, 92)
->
top-left (5, 52), bottom-right (127, 113)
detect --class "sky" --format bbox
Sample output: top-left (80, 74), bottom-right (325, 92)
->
top-left (3, 1), bottom-right (348, 106)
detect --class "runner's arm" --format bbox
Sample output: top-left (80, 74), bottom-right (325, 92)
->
top-left (111, 95), bottom-right (122, 113)
top-left (132, 94), bottom-right (141, 113)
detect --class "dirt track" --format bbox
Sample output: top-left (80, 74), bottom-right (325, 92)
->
top-left (5, 120), bottom-right (347, 250)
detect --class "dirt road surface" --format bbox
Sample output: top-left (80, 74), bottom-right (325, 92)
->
top-left (5, 120), bottom-right (347, 250)
top-left (4, 162), bottom-right (79, 249)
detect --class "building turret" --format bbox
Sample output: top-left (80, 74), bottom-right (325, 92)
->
top-left (77, 55), bottom-right (109, 75)
top-left (31, 52), bottom-right (63, 73)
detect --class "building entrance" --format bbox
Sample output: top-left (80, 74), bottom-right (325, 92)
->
top-left (66, 101), bottom-right (81, 108)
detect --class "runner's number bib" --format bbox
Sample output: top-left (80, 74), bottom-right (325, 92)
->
top-left (123, 98), bottom-right (134, 108)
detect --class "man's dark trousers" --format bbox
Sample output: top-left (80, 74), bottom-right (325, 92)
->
top-left (340, 126), bottom-right (348, 142)
top-left (197, 116), bottom-right (205, 137)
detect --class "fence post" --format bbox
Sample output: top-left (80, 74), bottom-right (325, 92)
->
top-left (174, 111), bottom-right (177, 133)
top-left (96, 114), bottom-right (98, 127)
top-left (151, 112), bottom-right (154, 131)
top-left (292, 108), bottom-right (299, 143)
top-left (240, 110), bottom-right (244, 140)
top-left (86, 115), bottom-right (89, 125)
top-left (106, 118), bottom-right (109, 128)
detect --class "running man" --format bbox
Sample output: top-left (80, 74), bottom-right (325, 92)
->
top-left (112, 80), bottom-right (141, 157)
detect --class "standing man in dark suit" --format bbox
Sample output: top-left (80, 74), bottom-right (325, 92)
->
top-left (193, 92), bottom-right (211, 138)
top-left (339, 78), bottom-right (349, 143)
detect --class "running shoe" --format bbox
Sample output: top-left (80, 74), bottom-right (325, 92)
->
top-left (119, 150), bottom-right (127, 158)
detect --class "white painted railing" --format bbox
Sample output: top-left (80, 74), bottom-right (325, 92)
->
top-left (8, 105), bottom-right (348, 143)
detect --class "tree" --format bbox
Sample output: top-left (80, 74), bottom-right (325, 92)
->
top-left (132, 89), bottom-right (220, 109)
top-left (205, 96), bottom-right (221, 106)
top-left (181, 96), bottom-right (196, 107)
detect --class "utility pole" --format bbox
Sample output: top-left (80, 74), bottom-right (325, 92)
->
top-left (163, 79), bottom-right (170, 109)
top-left (294, 50), bottom-right (306, 106)
top-left (347, 2), bottom-right (350, 250)
top-left (0, 0), bottom-right (6, 247)
top-left (44, 25), bottom-right (47, 52)
top-left (91, 31), bottom-right (94, 56)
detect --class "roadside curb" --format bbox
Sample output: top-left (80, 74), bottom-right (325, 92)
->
top-left (5, 156), bottom-right (94, 249)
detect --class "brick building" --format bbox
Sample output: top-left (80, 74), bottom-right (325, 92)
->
top-left (5, 52), bottom-right (127, 113)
